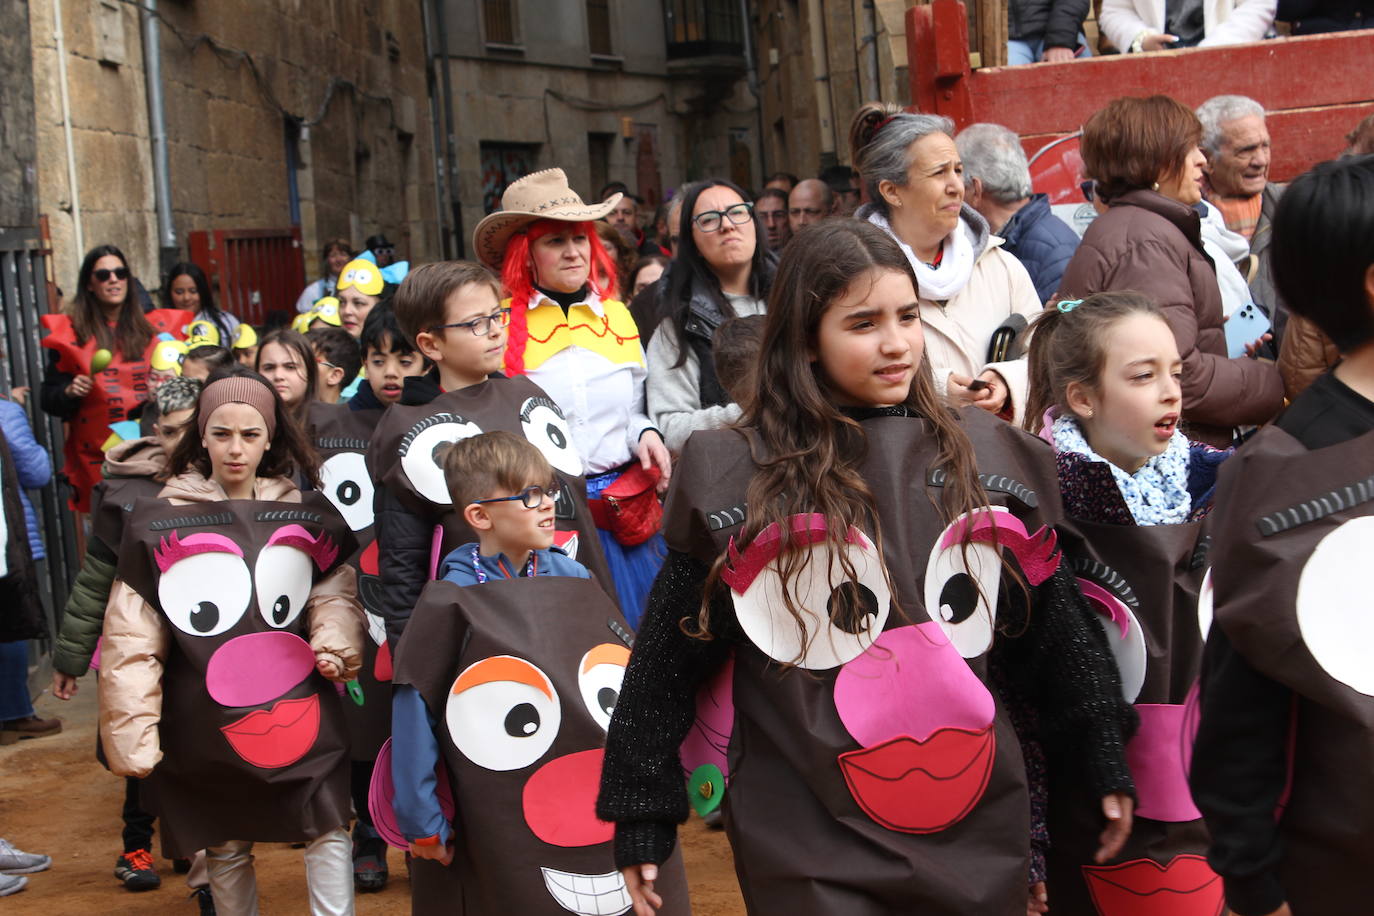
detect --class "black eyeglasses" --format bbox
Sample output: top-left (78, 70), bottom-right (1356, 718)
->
top-left (1080, 179), bottom-right (1096, 203)
top-left (472, 483), bottom-right (557, 510)
top-left (429, 308), bottom-right (511, 337)
top-left (693, 202), bottom-right (754, 233)
top-left (93, 267), bottom-right (129, 282)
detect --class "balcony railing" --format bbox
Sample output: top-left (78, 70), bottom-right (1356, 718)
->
top-left (664, 0), bottom-right (745, 62)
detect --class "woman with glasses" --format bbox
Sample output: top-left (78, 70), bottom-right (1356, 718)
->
top-left (39, 244), bottom-right (191, 513)
top-left (851, 104), bottom-right (1043, 426)
top-left (472, 167), bottom-right (672, 625)
top-left (645, 178), bottom-right (777, 452)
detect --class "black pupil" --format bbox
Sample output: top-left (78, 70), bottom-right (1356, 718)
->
top-left (272, 596), bottom-right (291, 626)
top-left (545, 422), bottom-right (566, 450)
top-left (337, 480), bottom-right (360, 506)
top-left (827, 581), bottom-right (879, 635)
top-left (597, 686), bottom-right (618, 716)
top-left (939, 573), bottom-right (979, 625)
top-left (190, 601), bottom-right (219, 633)
top-left (504, 703), bottom-right (540, 738)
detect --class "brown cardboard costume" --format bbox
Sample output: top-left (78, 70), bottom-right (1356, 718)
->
top-left (368, 375), bottom-right (613, 594)
top-left (663, 408), bottom-right (1068, 915)
top-left (114, 493), bottom-right (358, 857)
top-left (393, 575), bottom-right (689, 916)
top-left (1205, 425), bottom-right (1374, 914)
top-left (310, 400), bottom-right (391, 759)
top-left (1047, 519), bottom-right (1220, 916)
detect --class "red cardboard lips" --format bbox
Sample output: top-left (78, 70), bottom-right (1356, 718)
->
top-left (220, 695), bottom-right (321, 769)
top-left (838, 726), bottom-right (995, 833)
top-left (1082, 855), bottom-right (1224, 916)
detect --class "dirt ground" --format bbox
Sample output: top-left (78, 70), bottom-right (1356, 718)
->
top-left (0, 674), bottom-right (746, 915)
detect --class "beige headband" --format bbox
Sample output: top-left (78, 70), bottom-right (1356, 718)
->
top-left (197, 376), bottom-right (278, 439)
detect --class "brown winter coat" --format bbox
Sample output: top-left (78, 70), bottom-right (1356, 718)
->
top-left (1278, 312), bottom-right (1340, 401)
top-left (98, 472), bottom-right (363, 779)
top-left (1060, 189), bottom-right (1283, 447)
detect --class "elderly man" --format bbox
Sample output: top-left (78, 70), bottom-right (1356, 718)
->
top-left (1197, 95), bottom-right (1287, 341)
top-left (956, 123), bottom-right (1080, 303)
top-left (755, 187), bottom-right (792, 251)
top-left (788, 178), bottom-right (834, 233)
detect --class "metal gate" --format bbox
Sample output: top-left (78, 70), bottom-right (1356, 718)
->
top-left (188, 227), bottom-right (306, 328)
top-left (0, 218), bottom-right (80, 691)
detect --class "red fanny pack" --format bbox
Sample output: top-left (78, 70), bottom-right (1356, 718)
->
top-left (588, 464), bottom-right (662, 546)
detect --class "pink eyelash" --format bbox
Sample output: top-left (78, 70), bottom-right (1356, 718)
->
top-left (266, 524), bottom-right (339, 571)
top-left (939, 511), bottom-right (1061, 585)
top-left (720, 513), bottom-right (866, 595)
top-left (154, 531), bottom-right (244, 572)
top-left (1078, 578), bottom-right (1132, 638)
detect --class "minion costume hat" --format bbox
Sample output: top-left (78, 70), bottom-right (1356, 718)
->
top-left (337, 251), bottom-right (409, 303)
top-left (184, 319), bottom-right (221, 350)
top-left (292, 297), bottom-right (343, 334)
top-left (149, 336), bottom-right (189, 375)
top-left (233, 323), bottom-right (258, 352)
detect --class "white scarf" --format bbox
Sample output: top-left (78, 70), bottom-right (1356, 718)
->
top-left (1052, 415), bottom-right (1193, 526)
top-left (866, 210), bottom-right (976, 301)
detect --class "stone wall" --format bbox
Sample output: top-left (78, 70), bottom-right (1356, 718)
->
top-left (0, 0), bottom-right (39, 228)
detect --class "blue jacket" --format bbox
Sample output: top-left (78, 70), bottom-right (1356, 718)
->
top-left (391, 544), bottom-right (591, 844)
top-left (0, 400), bottom-right (52, 560)
top-left (998, 193), bottom-right (1081, 304)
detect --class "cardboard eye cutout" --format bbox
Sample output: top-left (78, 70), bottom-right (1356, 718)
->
top-left (156, 533), bottom-right (252, 637)
top-left (255, 542), bottom-right (313, 629)
top-left (150, 338), bottom-right (189, 373)
top-left (723, 516), bottom-right (890, 670)
top-left (445, 655), bottom-right (562, 771)
top-left (924, 509), bottom-right (1006, 659)
top-left (519, 396), bottom-right (584, 477)
top-left (1296, 516), bottom-right (1374, 695)
top-left (1196, 567), bottom-right (1214, 639)
top-left (319, 452), bottom-right (375, 531)
top-left (400, 414), bottom-right (484, 505)
top-left (1078, 577), bottom-right (1147, 703)
top-left (577, 643), bottom-right (630, 733)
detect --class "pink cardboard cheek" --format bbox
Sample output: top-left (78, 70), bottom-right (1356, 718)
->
top-left (1128, 703), bottom-right (1201, 822)
top-left (681, 654), bottom-right (734, 778)
top-left (206, 631), bottom-right (316, 708)
top-left (834, 623), bottom-right (994, 747)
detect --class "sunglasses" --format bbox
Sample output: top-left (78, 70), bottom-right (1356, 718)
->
top-left (93, 267), bottom-right (130, 282)
top-left (472, 483), bottom-right (558, 510)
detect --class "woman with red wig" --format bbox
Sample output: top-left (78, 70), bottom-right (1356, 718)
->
top-left (472, 168), bottom-right (672, 626)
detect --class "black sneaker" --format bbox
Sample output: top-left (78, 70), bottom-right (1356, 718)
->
top-left (352, 824), bottom-right (388, 892)
top-left (191, 887), bottom-right (215, 915)
top-left (114, 849), bottom-right (161, 891)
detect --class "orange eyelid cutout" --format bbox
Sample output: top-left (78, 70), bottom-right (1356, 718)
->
top-left (581, 643), bottom-right (631, 673)
top-left (452, 655), bottom-right (552, 700)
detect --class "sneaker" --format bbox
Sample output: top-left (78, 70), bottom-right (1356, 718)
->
top-left (0, 874), bottom-right (26, 896)
top-left (352, 823), bottom-right (388, 892)
top-left (190, 887), bottom-right (216, 915)
top-left (115, 849), bottom-right (161, 891)
top-left (0, 839), bottom-right (51, 874)
top-left (0, 716), bottom-right (61, 744)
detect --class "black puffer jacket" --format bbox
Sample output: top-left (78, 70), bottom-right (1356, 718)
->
top-left (1277, 0), bottom-right (1372, 32)
top-left (1009, 0), bottom-right (1091, 47)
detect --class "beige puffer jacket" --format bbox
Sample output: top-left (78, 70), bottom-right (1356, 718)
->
top-left (98, 472), bottom-right (364, 779)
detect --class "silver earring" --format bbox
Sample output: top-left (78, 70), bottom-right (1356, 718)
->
top-left (1085, 409), bottom-right (1093, 417)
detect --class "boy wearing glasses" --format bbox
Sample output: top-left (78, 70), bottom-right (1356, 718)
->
top-left (389, 432), bottom-right (588, 863)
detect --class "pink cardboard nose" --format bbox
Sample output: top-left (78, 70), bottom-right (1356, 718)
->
top-left (206, 630), bottom-right (316, 708)
top-left (522, 748), bottom-right (615, 848)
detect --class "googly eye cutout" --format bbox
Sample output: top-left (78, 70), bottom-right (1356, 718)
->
top-left (319, 452), bottom-right (375, 531)
top-left (1077, 577), bottom-right (1147, 703)
top-left (254, 535), bottom-right (316, 631)
top-left (155, 532), bottom-right (253, 638)
top-left (445, 656), bottom-right (562, 771)
top-left (721, 515), bottom-right (891, 670)
top-left (1196, 568), bottom-right (1214, 639)
top-left (519, 396), bottom-right (584, 477)
top-left (1296, 516), bottom-right (1374, 695)
top-left (923, 509), bottom-right (1009, 659)
top-left (577, 643), bottom-right (631, 733)
top-left (399, 413), bottom-right (485, 505)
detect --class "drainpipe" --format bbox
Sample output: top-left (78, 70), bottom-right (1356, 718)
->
top-left (53, 0), bottom-right (83, 257)
top-left (140, 0), bottom-right (177, 276)
top-left (738, 0), bottom-right (768, 183)
top-left (804, 0), bottom-right (837, 168)
top-left (433, 0), bottom-right (465, 257)
top-left (421, 0), bottom-right (453, 258)
top-left (860, 0), bottom-right (881, 103)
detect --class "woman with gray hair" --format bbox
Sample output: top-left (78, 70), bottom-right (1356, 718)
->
top-left (850, 103), bottom-right (1042, 424)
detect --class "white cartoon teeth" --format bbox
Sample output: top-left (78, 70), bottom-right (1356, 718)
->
top-left (539, 867), bottom-right (632, 916)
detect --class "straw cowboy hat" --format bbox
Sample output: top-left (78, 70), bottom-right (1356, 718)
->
top-left (472, 168), bottom-right (622, 270)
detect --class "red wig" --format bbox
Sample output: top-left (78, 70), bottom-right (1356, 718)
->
top-left (501, 219), bottom-right (619, 376)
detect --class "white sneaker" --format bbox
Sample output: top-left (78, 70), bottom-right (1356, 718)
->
top-left (0, 839), bottom-right (50, 875)
top-left (0, 874), bottom-right (27, 896)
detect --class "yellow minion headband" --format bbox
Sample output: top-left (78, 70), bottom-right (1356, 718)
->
top-left (336, 258), bottom-right (384, 297)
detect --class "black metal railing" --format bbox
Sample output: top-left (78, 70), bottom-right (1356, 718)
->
top-left (664, 0), bottom-right (745, 59)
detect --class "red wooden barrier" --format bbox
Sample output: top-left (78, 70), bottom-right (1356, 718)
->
top-left (908, 2), bottom-right (1374, 184)
top-left (188, 228), bottom-right (306, 327)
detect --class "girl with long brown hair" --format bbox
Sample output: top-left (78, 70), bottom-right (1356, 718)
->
top-left (597, 220), bottom-right (1137, 915)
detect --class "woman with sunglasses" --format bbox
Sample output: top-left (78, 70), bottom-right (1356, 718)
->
top-left (644, 178), bottom-right (776, 452)
top-left (472, 168), bottom-right (672, 626)
top-left (40, 244), bottom-right (192, 513)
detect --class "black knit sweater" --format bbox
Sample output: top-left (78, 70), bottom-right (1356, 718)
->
top-left (596, 543), bottom-right (1138, 868)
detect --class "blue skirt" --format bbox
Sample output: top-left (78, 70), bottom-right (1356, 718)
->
top-left (586, 469), bottom-right (666, 631)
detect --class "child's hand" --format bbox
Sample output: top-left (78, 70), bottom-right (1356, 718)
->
top-left (1095, 792), bottom-right (1134, 863)
top-left (315, 654), bottom-right (344, 681)
top-left (408, 839), bottom-right (454, 866)
top-left (622, 864), bottom-right (663, 915)
top-left (1026, 881), bottom-right (1049, 915)
top-left (51, 672), bottom-right (79, 700)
